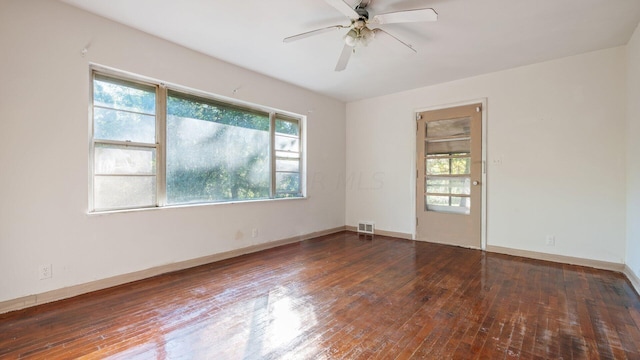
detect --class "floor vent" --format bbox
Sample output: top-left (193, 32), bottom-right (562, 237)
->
top-left (358, 221), bottom-right (375, 234)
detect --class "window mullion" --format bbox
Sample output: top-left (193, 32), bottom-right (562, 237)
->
top-left (89, 71), bottom-right (96, 212)
top-left (156, 84), bottom-right (168, 207)
top-left (270, 112), bottom-right (276, 198)
top-left (297, 116), bottom-right (305, 195)
top-left (297, 117), bottom-right (303, 197)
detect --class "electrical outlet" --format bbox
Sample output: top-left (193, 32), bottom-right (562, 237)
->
top-left (545, 235), bottom-right (555, 246)
top-left (39, 264), bottom-right (52, 280)
top-left (252, 228), bottom-right (258, 238)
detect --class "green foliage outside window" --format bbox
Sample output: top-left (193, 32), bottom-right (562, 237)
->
top-left (166, 94), bottom-right (271, 204)
top-left (91, 72), bottom-right (302, 211)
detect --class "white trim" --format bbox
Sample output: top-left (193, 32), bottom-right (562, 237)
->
top-left (4, 229), bottom-right (636, 315)
top-left (156, 84), bottom-right (168, 207)
top-left (88, 67), bottom-right (95, 213)
top-left (86, 195), bottom-right (308, 216)
top-left (345, 226), bottom-right (412, 240)
top-left (624, 265), bottom-right (640, 296)
top-left (0, 226), bottom-right (347, 314)
top-left (90, 64), bottom-right (303, 121)
top-left (88, 66), bottom-right (306, 213)
top-left (269, 113), bottom-right (277, 196)
top-left (487, 245), bottom-right (625, 272)
top-left (412, 98), bottom-right (488, 250)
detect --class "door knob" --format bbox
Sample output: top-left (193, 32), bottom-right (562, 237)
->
top-left (472, 180), bottom-right (480, 186)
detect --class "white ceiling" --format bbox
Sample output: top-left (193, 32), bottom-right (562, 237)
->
top-left (61, 0), bottom-right (640, 102)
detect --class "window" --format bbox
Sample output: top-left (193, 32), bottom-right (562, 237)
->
top-left (92, 75), bottom-right (158, 211)
top-left (90, 70), bottom-right (303, 212)
top-left (424, 117), bottom-right (471, 215)
top-left (274, 115), bottom-right (302, 198)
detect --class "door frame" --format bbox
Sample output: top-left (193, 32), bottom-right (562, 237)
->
top-left (411, 98), bottom-right (488, 250)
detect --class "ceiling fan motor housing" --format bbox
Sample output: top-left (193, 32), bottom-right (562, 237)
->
top-left (355, 7), bottom-right (369, 20)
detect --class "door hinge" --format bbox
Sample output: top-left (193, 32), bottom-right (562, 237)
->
top-left (416, 113), bottom-right (423, 120)
top-left (416, 217), bottom-right (419, 226)
top-left (476, 105), bottom-right (482, 113)
top-left (416, 169), bottom-right (418, 178)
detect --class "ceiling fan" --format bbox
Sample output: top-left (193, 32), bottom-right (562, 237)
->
top-left (283, 0), bottom-right (438, 71)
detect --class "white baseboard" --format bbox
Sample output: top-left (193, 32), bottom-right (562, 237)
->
top-left (486, 245), bottom-right (625, 272)
top-left (345, 225), bottom-right (412, 240)
top-left (346, 229), bottom-right (632, 280)
top-left (0, 226), bottom-right (346, 315)
top-left (4, 229), bottom-right (636, 315)
top-left (624, 265), bottom-right (640, 296)
top-left (486, 246), bottom-right (640, 298)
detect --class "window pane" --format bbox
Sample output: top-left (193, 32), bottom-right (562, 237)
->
top-left (276, 119), bottom-right (299, 136)
top-left (95, 144), bottom-right (155, 175)
top-left (426, 158), bottom-right (449, 175)
top-left (451, 157), bottom-right (471, 174)
top-left (276, 159), bottom-right (300, 172)
top-left (166, 96), bottom-right (270, 204)
top-left (426, 196), bottom-right (470, 215)
top-left (426, 139), bottom-right (470, 155)
top-left (94, 107), bottom-right (156, 143)
top-left (450, 196), bottom-right (470, 207)
top-left (93, 76), bottom-right (156, 114)
top-left (276, 173), bottom-right (300, 193)
top-left (425, 157), bottom-right (470, 175)
top-left (426, 117), bottom-right (470, 138)
top-left (276, 151), bottom-right (300, 159)
top-left (167, 91), bottom-right (269, 131)
top-left (426, 195), bottom-right (449, 206)
top-left (426, 177), bottom-right (470, 195)
top-left (275, 135), bottom-right (299, 152)
top-left (94, 175), bottom-right (156, 210)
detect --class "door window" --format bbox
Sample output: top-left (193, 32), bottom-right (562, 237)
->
top-left (424, 117), bottom-right (471, 215)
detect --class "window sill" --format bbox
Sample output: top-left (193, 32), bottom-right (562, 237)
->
top-left (87, 196), bottom-right (308, 216)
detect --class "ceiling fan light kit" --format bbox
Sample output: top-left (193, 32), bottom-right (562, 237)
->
top-left (284, 0), bottom-right (438, 71)
top-left (344, 23), bottom-right (375, 47)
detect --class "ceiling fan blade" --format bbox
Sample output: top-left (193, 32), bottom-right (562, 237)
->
top-left (370, 8), bottom-right (438, 25)
top-left (283, 25), bottom-right (348, 43)
top-left (335, 44), bottom-right (353, 71)
top-left (373, 28), bottom-right (417, 53)
top-left (324, 0), bottom-right (359, 19)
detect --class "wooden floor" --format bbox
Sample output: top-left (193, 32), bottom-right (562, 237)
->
top-left (1, 232), bottom-right (640, 359)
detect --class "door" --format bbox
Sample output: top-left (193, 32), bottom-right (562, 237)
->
top-left (416, 103), bottom-right (482, 248)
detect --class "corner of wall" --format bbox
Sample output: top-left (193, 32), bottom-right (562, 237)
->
top-left (625, 21), bottom-right (640, 283)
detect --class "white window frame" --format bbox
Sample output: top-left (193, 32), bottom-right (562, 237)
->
top-left (273, 114), bottom-right (303, 198)
top-left (89, 67), bottom-right (305, 213)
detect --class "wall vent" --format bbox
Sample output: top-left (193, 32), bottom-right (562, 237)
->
top-left (357, 221), bottom-right (375, 234)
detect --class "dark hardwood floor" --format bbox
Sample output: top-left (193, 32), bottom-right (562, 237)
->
top-left (1, 231), bottom-right (639, 359)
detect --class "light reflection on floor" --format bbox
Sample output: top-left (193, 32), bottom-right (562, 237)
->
top-left (102, 284), bottom-right (319, 359)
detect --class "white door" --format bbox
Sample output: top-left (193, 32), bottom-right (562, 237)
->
top-left (416, 103), bottom-right (482, 248)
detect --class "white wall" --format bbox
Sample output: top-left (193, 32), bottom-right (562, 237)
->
top-left (0, 0), bottom-right (346, 303)
top-left (627, 23), bottom-right (640, 278)
top-left (346, 47), bottom-right (627, 264)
